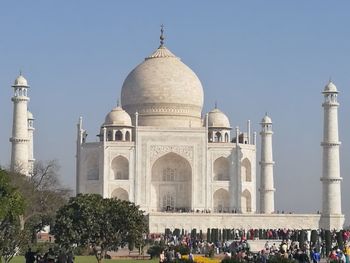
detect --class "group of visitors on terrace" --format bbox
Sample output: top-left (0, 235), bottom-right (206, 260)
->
top-left (148, 228), bottom-right (350, 263)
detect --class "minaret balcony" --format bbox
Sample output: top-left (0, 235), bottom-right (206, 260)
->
top-left (322, 102), bottom-right (339, 107)
top-left (320, 177), bottom-right (343, 182)
top-left (11, 96), bottom-right (29, 102)
top-left (321, 141), bottom-right (341, 147)
top-left (10, 137), bottom-right (29, 143)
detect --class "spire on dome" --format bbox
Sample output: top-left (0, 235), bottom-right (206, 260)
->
top-left (160, 24), bottom-right (165, 47)
top-left (214, 101), bottom-right (218, 109)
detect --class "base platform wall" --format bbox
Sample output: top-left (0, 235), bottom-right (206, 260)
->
top-left (148, 213), bottom-right (324, 233)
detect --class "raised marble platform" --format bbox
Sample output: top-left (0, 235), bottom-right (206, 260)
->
top-left (148, 212), bottom-right (324, 233)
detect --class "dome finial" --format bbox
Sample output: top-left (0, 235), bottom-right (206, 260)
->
top-left (19, 69), bottom-right (22, 76)
top-left (214, 101), bottom-right (217, 109)
top-left (117, 98), bottom-right (120, 107)
top-left (160, 24), bottom-right (165, 47)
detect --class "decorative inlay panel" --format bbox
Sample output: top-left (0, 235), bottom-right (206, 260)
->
top-left (150, 145), bottom-right (193, 163)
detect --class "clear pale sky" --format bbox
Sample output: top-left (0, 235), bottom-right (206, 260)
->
top-left (1, 1), bottom-right (349, 224)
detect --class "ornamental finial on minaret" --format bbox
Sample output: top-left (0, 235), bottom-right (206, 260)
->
top-left (160, 24), bottom-right (165, 47)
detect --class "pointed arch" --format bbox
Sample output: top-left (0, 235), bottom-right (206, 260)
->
top-left (107, 130), bottom-right (113, 141)
top-left (214, 131), bottom-right (221, 142)
top-left (213, 188), bottom-right (230, 212)
top-left (111, 155), bottom-right (129, 180)
top-left (241, 158), bottom-right (252, 182)
top-left (241, 189), bottom-right (252, 213)
top-left (115, 130), bottom-right (123, 141)
top-left (224, 132), bottom-right (229, 142)
top-left (151, 152), bottom-right (192, 211)
top-left (208, 131), bottom-right (213, 142)
top-left (213, 157), bottom-right (230, 181)
top-left (111, 187), bottom-right (129, 201)
top-left (125, 131), bottom-right (131, 141)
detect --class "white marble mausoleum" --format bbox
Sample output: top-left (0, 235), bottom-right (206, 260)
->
top-left (53, 29), bottom-right (343, 232)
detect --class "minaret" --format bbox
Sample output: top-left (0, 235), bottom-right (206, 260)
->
top-left (27, 111), bottom-right (35, 175)
top-left (259, 114), bottom-right (275, 214)
top-left (10, 73), bottom-right (30, 175)
top-left (320, 81), bottom-right (344, 229)
top-left (76, 116), bottom-right (84, 194)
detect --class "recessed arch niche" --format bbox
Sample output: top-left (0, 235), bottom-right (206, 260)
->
top-left (151, 152), bottom-right (192, 212)
top-left (111, 187), bottom-right (129, 201)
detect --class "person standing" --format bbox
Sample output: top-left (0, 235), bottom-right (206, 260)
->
top-left (25, 248), bottom-right (36, 263)
top-left (311, 248), bottom-right (321, 263)
top-left (159, 251), bottom-right (165, 263)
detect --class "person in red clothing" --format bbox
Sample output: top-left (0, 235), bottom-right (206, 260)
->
top-left (329, 250), bottom-right (338, 261)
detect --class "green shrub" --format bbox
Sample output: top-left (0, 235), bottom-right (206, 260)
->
top-left (174, 244), bottom-right (190, 255)
top-left (74, 245), bottom-right (92, 256)
top-left (267, 255), bottom-right (295, 263)
top-left (208, 247), bottom-right (215, 258)
top-left (221, 258), bottom-right (242, 263)
top-left (147, 244), bottom-right (165, 258)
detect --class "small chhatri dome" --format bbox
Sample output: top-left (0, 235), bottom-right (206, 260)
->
top-left (104, 106), bottom-right (132, 126)
top-left (323, 81), bottom-right (338, 93)
top-left (27, 111), bottom-right (34, 120)
top-left (261, 114), bottom-right (272, 124)
top-left (13, 73), bottom-right (29, 87)
top-left (208, 108), bottom-right (231, 128)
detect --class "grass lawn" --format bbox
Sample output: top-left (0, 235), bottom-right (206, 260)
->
top-left (10, 256), bottom-right (158, 263)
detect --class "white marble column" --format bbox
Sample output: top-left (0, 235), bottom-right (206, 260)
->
top-left (259, 114), bottom-right (275, 214)
top-left (10, 74), bottom-right (30, 175)
top-left (321, 81), bottom-right (342, 215)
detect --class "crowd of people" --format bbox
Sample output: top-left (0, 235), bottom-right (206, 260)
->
top-left (148, 228), bottom-right (350, 263)
top-left (24, 248), bottom-right (74, 263)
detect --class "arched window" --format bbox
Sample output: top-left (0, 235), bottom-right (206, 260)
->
top-left (107, 131), bottom-right (113, 141)
top-left (162, 168), bottom-right (176, 181)
top-left (214, 132), bottom-right (222, 142)
top-left (111, 188), bottom-right (129, 201)
top-left (208, 131), bottom-right (213, 142)
top-left (241, 189), bottom-right (252, 213)
top-left (111, 156), bottom-right (129, 180)
top-left (224, 133), bottom-right (229, 142)
top-left (213, 189), bottom-right (230, 212)
top-left (125, 131), bottom-right (131, 141)
top-left (213, 157), bottom-right (230, 181)
top-left (241, 158), bottom-right (252, 182)
top-left (115, 130), bottom-right (123, 141)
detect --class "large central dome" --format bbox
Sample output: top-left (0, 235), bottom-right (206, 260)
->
top-left (121, 44), bottom-right (204, 127)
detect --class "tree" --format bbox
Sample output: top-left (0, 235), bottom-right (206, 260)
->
top-left (11, 161), bottom-right (71, 242)
top-left (0, 169), bottom-right (25, 263)
top-left (0, 161), bottom-right (70, 262)
top-left (52, 194), bottom-right (147, 263)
